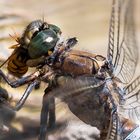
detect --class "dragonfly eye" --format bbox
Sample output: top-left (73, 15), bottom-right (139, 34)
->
top-left (44, 36), bottom-right (54, 43)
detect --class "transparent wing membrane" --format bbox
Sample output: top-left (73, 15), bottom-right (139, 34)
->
top-left (119, 75), bottom-right (140, 124)
top-left (125, 75), bottom-right (140, 95)
top-left (0, 14), bottom-right (28, 60)
top-left (108, 0), bottom-right (140, 124)
top-left (107, 0), bottom-right (120, 63)
top-left (108, 0), bottom-right (138, 84)
top-left (49, 76), bottom-right (105, 101)
top-left (119, 104), bottom-right (140, 125)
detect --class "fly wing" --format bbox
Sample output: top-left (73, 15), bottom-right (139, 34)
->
top-left (107, 0), bottom-right (138, 84)
top-left (0, 13), bottom-right (28, 66)
top-left (119, 75), bottom-right (140, 124)
top-left (0, 13), bottom-right (29, 73)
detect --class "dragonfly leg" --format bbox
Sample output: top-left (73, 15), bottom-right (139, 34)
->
top-left (48, 96), bottom-right (56, 129)
top-left (39, 91), bottom-right (56, 140)
top-left (39, 93), bottom-right (49, 140)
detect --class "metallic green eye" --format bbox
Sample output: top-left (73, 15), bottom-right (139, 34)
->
top-left (48, 24), bottom-right (61, 35)
top-left (44, 36), bottom-right (54, 43)
top-left (28, 29), bottom-right (59, 59)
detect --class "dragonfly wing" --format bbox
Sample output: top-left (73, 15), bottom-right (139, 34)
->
top-left (125, 75), bottom-right (140, 95)
top-left (119, 102), bottom-right (140, 125)
top-left (50, 76), bottom-right (105, 102)
top-left (47, 76), bottom-right (107, 129)
top-left (107, 0), bottom-right (119, 63)
top-left (119, 75), bottom-right (140, 124)
top-left (107, 0), bottom-right (138, 84)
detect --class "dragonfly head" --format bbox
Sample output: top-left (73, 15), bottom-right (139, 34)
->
top-left (101, 59), bottom-right (114, 76)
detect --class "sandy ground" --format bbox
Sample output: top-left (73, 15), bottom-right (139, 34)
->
top-left (0, 0), bottom-right (139, 140)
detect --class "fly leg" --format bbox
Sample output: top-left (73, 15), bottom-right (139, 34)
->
top-left (39, 93), bottom-right (50, 140)
top-left (13, 80), bottom-right (39, 111)
top-left (48, 97), bottom-right (55, 130)
top-left (2, 80), bottom-right (39, 111)
top-left (0, 70), bottom-right (41, 111)
top-left (0, 69), bottom-right (40, 88)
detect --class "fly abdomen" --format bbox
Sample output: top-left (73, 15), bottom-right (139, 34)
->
top-left (7, 47), bottom-right (29, 77)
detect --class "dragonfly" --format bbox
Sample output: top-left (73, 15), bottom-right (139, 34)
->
top-left (0, 0), bottom-right (139, 140)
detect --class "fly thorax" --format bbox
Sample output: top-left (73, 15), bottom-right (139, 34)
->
top-left (22, 20), bottom-right (44, 48)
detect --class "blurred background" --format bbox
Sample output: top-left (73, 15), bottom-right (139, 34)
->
top-left (0, 0), bottom-right (139, 140)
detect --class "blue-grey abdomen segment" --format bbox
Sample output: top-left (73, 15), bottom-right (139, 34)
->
top-left (28, 29), bottom-right (59, 59)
